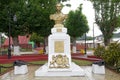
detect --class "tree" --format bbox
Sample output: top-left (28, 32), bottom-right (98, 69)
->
top-left (0, 0), bottom-right (70, 53)
top-left (0, 0), bottom-right (29, 46)
top-left (30, 32), bottom-right (44, 47)
top-left (0, 0), bottom-right (57, 44)
top-left (65, 4), bottom-right (89, 45)
top-left (91, 0), bottom-right (120, 46)
top-left (65, 4), bottom-right (89, 53)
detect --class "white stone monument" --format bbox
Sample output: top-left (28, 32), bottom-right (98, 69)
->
top-left (35, 3), bottom-right (85, 76)
top-left (48, 27), bottom-right (71, 71)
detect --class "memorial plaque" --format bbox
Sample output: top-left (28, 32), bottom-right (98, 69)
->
top-left (54, 41), bottom-right (64, 53)
top-left (57, 29), bottom-right (62, 32)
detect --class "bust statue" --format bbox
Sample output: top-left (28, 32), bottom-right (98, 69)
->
top-left (50, 3), bottom-right (67, 28)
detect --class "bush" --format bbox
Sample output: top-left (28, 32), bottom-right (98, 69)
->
top-left (103, 42), bottom-right (120, 66)
top-left (94, 45), bottom-right (105, 58)
top-left (94, 42), bottom-right (120, 68)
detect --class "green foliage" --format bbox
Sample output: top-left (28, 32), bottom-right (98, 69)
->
top-left (103, 42), bottom-right (120, 66)
top-left (72, 59), bottom-right (92, 66)
top-left (29, 60), bottom-right (47, 65)
top-left (91, 0), bottom-right (120, 46)
top-left (94, 45), bottom-right (105, 57)
top-left (0, 0), bottom-right (59, 46)
top-left (0, 63), bottom-right (13, 74)
top-left (30, 32), bottom-right (44, 43)
top-left (65, 4), bottom-right (89, 45)
top-left (0, 0), bottom-right (28, 37)
top-left (94, 42), bottom-right (120, 67)
top-left (0, 0), bottom-right (58, 36)
top-left (65, 4), bottom-right (89, 38)
top-left (1, 36), bottom-right (5, 44)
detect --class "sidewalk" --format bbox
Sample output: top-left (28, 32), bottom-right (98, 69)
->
top-left (0, 65), bottom-right (120, 80)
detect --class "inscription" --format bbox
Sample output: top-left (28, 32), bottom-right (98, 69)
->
top-left (54, 41), bottom-right (64, 53)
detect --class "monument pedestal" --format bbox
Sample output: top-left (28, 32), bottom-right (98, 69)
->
top-left (35, 27), bottom-right (85, 76)
top-left (35, 62), bottom-right (85, 76)
top-left (48, 27), bottom-right (71, 71)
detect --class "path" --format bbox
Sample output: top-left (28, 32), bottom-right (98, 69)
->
top-left (0, 65), bottom-right (120, 80)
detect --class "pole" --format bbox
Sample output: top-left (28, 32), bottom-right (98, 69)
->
top-left (0, 33), bottom-right (1, 54)
top-left (85, 33), bottom-right (87, 54)
top-left (93, 22), bottom-right (95, 49)
top-left (0, 33), bottom-right (1, 48)
top-left (8, 10), bottom-right (11, 59)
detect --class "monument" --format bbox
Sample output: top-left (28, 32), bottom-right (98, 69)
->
top-left (35, 3), bottom-right (85, 76)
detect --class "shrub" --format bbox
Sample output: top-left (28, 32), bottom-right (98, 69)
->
top-left (94, 42), bottom-right (120, 68)
top-left (94, 45), bottom-right (105, 58)
top-left (104, 42), bottom-right (120, 66)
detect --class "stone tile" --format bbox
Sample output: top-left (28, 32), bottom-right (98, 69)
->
top-left (0, 65), bottom-right (120, 80)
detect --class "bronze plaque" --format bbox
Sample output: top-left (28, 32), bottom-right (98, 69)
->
top-left (57, 29), bottom-right (62, 32)
top-left (54, 41), bottom-right (64, 53)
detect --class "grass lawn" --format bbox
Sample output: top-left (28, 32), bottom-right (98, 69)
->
top-left (72, 59), bottom-right (92, 66)
top-left (0, 64), bottom-right (13, 75)
top-left (0, 59), bottom-right (92, 75)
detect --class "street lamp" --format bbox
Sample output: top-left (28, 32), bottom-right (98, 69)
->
top-left (0, 32), bottom-right (1, 48)
top-left (93, 22), bottom-right (95, 49)
top-left (0, 33), bottom-right (1, 54)
top-left (84, 33), bottom-right (87, 54)
top-left (13, 14), bottom-right (17, 22)
top-left (8, 10), bottom-right (11, 59)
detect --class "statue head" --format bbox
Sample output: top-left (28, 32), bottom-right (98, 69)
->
top-left (56, 3), bottom-right (63, 12)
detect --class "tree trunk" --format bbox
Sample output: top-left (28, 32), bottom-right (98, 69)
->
top-left (103, 28), bottom-right (113, 46)
top-left (72, 37), bottom-right (76, 53)
top-left (13, 37), bottom-right (19, 46)
top-left (104, 37), bottom-right (111, 46)
top-left (43, 37), bottom-right (48, 54)
top-left (13, 37), bottom-right (20, 55)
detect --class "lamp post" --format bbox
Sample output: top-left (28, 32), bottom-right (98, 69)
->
top-left (13, 14), bottom-right (17, 22)
top-left (0, 32), bottom-right (1, 54)
top-left (0, 32), bottom-right (1, 48)
top-left (93, 22), bottom-right (95, 49)
top-left (8, 10), bottom-right (11, 59)
top-left (84, 33), bottom-right (87, 54)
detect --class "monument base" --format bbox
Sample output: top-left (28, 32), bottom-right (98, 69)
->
top-left (35, 62), bottom-right (85, 76)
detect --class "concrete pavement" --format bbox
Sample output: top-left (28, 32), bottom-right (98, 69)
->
top-left (1, 65), bottom-right (120, 80)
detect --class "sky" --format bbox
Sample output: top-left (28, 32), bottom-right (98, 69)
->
top-left (62, 0), bottom-right (102, 37)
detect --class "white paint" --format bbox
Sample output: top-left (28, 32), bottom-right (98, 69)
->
top-left (14, 46), bottom-right (20, 56)
top-left (92, 64), bottom-right (105, 74)
top-left (14, 65), bottom-right (28, 74)
top-left (72, 46), bottom-right (76, 53)
top-left (35, 62), bottom-right (85, 76)
top-left (48, 27), bottom-right (71, 71)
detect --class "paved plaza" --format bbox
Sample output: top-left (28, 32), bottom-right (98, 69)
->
top-left (0, 65), bottom-right (120, 80)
